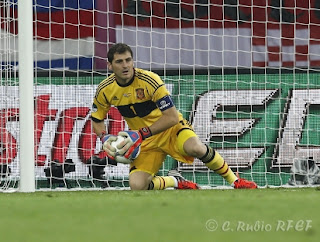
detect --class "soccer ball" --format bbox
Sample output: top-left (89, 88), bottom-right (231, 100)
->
top-left (111, 136), bottom-right (133, 164)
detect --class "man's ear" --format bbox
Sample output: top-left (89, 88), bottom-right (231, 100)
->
top-left (107, 62), bottom-right (113, 71)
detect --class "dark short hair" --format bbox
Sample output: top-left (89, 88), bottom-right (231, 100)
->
top-left (107, 43), bottom-right (133, 63)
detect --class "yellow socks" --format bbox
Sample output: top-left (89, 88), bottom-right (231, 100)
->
top-left (149, 146), bottom-right (237, 189)
top-left (200, 145), bottom-right (237, 184)
top-left (149, 176), bottom-right (177, 190)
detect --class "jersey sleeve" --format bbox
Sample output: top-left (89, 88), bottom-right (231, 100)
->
top-left (147, 72), bottom-right (175, 111)
top-left (91, 91), bottom-right (111, 122)
top-left (147, 72), bottom-right (171, 102)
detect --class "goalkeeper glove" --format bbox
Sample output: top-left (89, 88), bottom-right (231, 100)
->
top-left (116, 126), bottom-right (152, 159)
top-left (100, 133), bottom-right (117, 159)
top-left (117, 130), bottom-right (143, 159)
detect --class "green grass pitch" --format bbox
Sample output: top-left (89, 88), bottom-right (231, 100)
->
top-left (0, 188), bottom-right (319, 242)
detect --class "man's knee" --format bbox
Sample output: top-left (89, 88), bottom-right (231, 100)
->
top-left (129, 171), bottom-right (152, 190)
top-left (183, 137), bottom-right (207, 158)
top-left (129, 179), bottom-right (149, 190)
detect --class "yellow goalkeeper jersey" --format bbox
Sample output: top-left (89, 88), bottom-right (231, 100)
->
top-left (91, 68), bottom-right (183, 130)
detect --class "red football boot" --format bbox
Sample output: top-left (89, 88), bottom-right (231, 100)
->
top-left (168, 169), bottom-right (199, 190)
top-left (233, 173), bottom-right (258, 189)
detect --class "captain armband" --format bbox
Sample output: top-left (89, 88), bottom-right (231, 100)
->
top-left (156, 95), bottom-right (175, 111)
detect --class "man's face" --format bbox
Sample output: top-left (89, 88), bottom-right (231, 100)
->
top-left (108, 51), bottom-right (134, 84)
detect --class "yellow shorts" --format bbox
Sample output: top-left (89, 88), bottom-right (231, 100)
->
top-left (130, 119), bottom-right (197, 176)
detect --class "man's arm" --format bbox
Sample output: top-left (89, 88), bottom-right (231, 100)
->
top-left (119, 105), bottom-right (179, 146)
top-left (116, 106), bottom-right (179, 159)
top-left (148, 106), bottom-right (179, 135)
top-left (92, 120), bottom-right (106, 138)
top-left (92, 106), bottom-right (179, 139)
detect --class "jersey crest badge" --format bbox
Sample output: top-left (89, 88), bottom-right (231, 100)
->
top-left (135, 88), bottom-right (145, 100)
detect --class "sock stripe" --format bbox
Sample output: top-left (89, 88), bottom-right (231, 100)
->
top-left (203, 149), bottom-right (238, 185)
top-left (221, 168), bottom-right (230, 176)
top-left (150, 176), bottom-right (177, 190)
top-left (155, 177), bottom-right (161, 190)
top-left (201, 145), bottom-right (216, 163)
top-left (159, 176), bottom-right (166, 189)
top-left (213, 160), bottom-right (226, 172)
top-left (199, 145), bottom-right (209, 160)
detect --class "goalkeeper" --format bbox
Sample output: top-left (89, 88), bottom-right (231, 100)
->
top-left (91, 43), bottom-right (257, 190)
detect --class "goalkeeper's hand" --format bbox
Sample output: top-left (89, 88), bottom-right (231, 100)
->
top-left (101, 134), bottom-right (117, 159)
top-left (117, 130), bottom-right (144, 159)
top-left (117, 127), bottom-right (152, 159)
